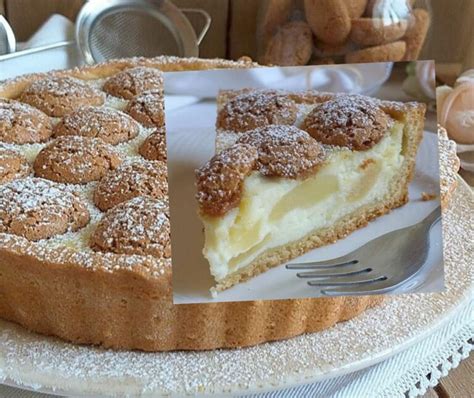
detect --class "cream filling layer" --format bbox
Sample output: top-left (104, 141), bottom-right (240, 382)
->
top-left (202, 123), bottom-right (405, 282)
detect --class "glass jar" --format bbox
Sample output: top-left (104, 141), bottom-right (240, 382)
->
top-left (256, 0), bottom-right (432, 66)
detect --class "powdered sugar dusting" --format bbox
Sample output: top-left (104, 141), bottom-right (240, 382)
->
top-left (217, 90), bottom-right (298, 132)
top-left (0, 69), bottom-right (168, 274)
top-left (24, 76), bottom-right (103, 99)
top-left (0, 177), bottom-right (90, 240)
top-left (301, 94), bottom-right (392, 150)
top-left (91, 196), bottom-right (171, 258)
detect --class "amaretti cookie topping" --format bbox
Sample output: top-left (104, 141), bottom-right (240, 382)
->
top-left (90, 195), bottom-right (171, 258)
top-left (54, 106), bottom-right (140, 145)
top-left (138, 128), bottom-right (167, 161)
top-left (302, 95), bottom-right (393, 150)
top-left (216, 91), bottom-right (298, 132)
top-left (103, 67), bottom-right (164, 100)
top-left (0, 147), bottom-right (31, 183)
top-left (196, 144), bottom-right (258, 217)
top-left (0, 177), bottom-right (90, 241)
top-left (94, 159), bottom-right (168, 211)
top-left (19, 76), bottom-right (106, 117)
top-left (0, 99), bottom-right (53, 144)
top-left (34, 136), bottom-right (122, 184)
top-left (196, 125), bottom-right (325, 216)
top-left (126, 90), bottom-right (165, 128)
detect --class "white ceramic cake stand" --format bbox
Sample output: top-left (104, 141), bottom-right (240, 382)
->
top-left (0, 179), bottom-right (472, 397)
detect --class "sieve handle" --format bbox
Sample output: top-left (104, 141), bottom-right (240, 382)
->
top-left (180, 8), bottom-right (211, 46)
top-left (0, 15), bottom-right (16, 54)
top-left (0, 40), bottom-right (75, 61)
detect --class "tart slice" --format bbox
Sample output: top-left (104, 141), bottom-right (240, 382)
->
top-left (196, 90), bottom-right (426, 293)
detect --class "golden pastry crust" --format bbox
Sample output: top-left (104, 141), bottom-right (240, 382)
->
top-left (54, 106), bottom-right (140, 145)
top-left (0, 147), bottom-right (31, 183)
top-left (94, 159), bottom-right (168, 211)
top-left (350, 18), bottom-right (408, 46)
top-left (138, 128), bottom-right (167, 161)
top-left (103, 67), bottom-right (164, 100)
top-left (126, 90), bottom-right (164, 128)
top-left (19, 76), bottom-right (105, 117)
top-left (34, 136), bottom-right (122, 184)
top-left (216, 91), bottom-right (298, 132)
top-left (0, 177), bottom-right (89, 241)
top-left (90, 196), bottom-right (171, 258)
top-left (302, 95), bottom-right (392, 150)
top-left (0, 99), bottom-right (53, 144)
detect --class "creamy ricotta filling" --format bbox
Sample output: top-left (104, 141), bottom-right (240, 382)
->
top-left (203, 122), bottom-right (405, 282)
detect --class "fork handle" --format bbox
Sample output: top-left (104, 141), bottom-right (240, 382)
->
top-left (423, 205), bottom-right (442, 230)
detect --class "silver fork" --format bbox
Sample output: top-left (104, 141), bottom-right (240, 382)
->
top-left (286, 205), bottom-right (442, 296)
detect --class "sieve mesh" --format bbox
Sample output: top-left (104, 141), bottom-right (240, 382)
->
top-left (89, 9), bottom-right (183, 62)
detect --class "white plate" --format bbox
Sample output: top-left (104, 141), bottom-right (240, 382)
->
top-left (168, 99), bottom-right (443, 304)
top-left (0, 179), bottom-right (472, 398)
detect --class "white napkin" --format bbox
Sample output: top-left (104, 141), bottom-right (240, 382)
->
top-left (0, 14), bottom-right (81, 80)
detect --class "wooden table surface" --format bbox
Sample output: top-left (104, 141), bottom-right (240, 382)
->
top-left (423, 354), bottom-right (473, 398)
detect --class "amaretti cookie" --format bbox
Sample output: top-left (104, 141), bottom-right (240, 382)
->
top-left (304, 0), bottom-right (351, 45)
top-left (54, 106), bottom-right (140, 145)
top-left (216, 90), bottom-right (298, 132)
top-left (403, 8), bottom-right (431, 61)
top-left (0, 99), bottom-right (52, 144)
top-left (19, 76), bottom-right (105, 117)
top-left (262, 21), bottom-right (313, 66)
top-left (94, 159), bottom-right (168, 211)
top-left (350, 18), bottom-right (408, 47)
top-left (345, 40), bottom-right (406, 63)
top-left (0, 177), bottom-right (89, 241)
top-left (126, 90), bottom-right (165, 128)
top-left (103, 67), bottom-right (164, 99)
top-left (34, 136), bottom-right (122, 184)
top-left (0, 147), bottom-right (31, 183)
top-left (90, 195), bottom-right (171, 258)
top-left (138, 128), bottom-right (167, 161)
top-left (197, 89), bottom-right (426, 292)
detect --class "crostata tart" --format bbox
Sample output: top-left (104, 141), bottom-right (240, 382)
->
top-left (196, 89), bottom-right (426, 292)
top-left (0, 57), bottom-right (456, 351)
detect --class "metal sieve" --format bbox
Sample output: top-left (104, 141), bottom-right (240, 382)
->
top-left (0, 0), bottom-right (210, 63)
top-left (76, 0), bottom-right (211, 64)
top-left (0, 15), bottom-right (16, 55)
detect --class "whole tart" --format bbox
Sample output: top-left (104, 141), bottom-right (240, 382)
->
top-left (0, 57), bottom-right (458, 351)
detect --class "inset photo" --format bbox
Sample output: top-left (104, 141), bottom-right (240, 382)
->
top-left (166, 61), bottom-right (442, 304)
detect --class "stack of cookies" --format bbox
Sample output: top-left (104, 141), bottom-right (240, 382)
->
top-left (259, 0), bottom-right (430, 66)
